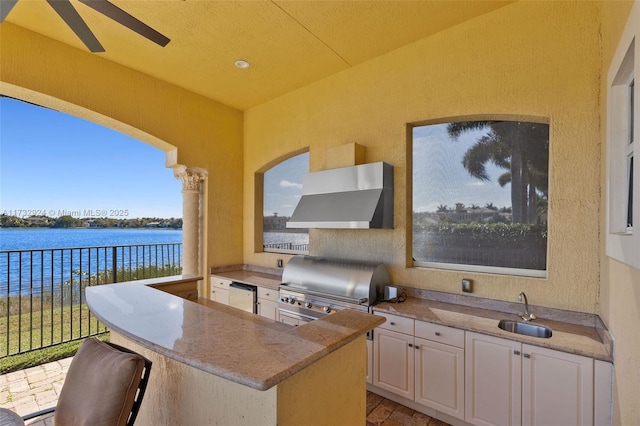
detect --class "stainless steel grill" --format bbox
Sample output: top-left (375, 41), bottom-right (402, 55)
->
top-left (278, 255), bottom-right (390, 326)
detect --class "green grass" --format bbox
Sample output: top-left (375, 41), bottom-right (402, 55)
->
top-left (0, 300), bottom-right (107, 358)
top-left (0, 267), bottom-right (181, 375)
top-left (0, 333), bottom-right (110, 375)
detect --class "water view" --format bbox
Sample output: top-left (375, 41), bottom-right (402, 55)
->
top-left (0, 227), bottom-right (182, 251)
top-left (0, 228), bottom-right (183, 297)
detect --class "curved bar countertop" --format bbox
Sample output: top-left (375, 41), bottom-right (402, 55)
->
top-left (85, 283), bottom-right (384, 391)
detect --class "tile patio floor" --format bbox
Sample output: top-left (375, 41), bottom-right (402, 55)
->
top-left (366, 391), bottom-right (450, 426)
top-left (0, 358), bottom-right (70, 425)
top-left (1, 357), bottom-right (450, 426)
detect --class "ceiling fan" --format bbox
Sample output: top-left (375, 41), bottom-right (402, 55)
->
top-left (0, 0), bottom-right (170, 52)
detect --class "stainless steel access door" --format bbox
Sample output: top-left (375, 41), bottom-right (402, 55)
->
top-left (228, 283), bottom-right (256, 313)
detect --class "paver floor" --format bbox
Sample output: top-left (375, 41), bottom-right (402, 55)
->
top-left (0, 357), bottom-right (71, 424)
top-left (366, 391), bottom-right (451, 426)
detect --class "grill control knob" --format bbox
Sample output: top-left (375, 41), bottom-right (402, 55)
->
top-left (305, 302), bottom-right (312, 309)
top-left (289, 298), bottom-right (296, 305)
top-left (280, 297), bottom-right (289, 303)
top-left (323, 306), bottom-right (332, 313)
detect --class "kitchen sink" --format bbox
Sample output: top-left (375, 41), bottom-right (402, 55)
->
top-left (498, 319), bottom-right (553, 338)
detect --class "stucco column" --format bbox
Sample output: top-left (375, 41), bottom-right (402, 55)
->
top-left (173, 165), bottom-right (207, 275)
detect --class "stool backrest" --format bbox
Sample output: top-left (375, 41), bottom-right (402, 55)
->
top-left (54, 338), bottom-right (152, 426)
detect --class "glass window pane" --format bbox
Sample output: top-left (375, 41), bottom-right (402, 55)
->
top-left (412, 120), bottom-right (549, 273)
top-left (263, 152), bottom-right (309, 254)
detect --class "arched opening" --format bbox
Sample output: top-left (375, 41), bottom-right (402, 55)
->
top-left (255, 150), bottom-right (309, 256)
top-left (0, 91), bottom-right (198, 357)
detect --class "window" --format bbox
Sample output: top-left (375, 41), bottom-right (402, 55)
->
top-left (411, 119), bottom-right (549, 277)
top-left (263, 152), bottom-right (309, 254)
top-left (607, 30), bottom-right (638, 269)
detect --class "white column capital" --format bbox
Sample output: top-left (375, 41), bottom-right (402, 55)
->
top-left (173, 165), bottom-right (207, 193)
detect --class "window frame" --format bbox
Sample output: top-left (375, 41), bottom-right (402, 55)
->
top-left (258, 150), bottom-right (309, 256)
top-left (606, 12), bottom-right (639, 269)
top-left (409, 117), bottom-right (549, 279)
top-left (626, 78), bottom-right (635, 231)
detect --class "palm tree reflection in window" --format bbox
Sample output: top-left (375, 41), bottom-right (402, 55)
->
top-left (447, 121), bottom-right (549, 225)
top-left (412, 120), bottom-right (549, 274)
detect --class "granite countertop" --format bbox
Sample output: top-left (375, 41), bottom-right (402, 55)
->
top-left (373, 297), bottom-right (613, 362)
top-left (211, 269), bottom-right (282, 291)
top-left (86, 284), bottom-right (383, 391)
top-left (132, 274), bottom-right (202, 287)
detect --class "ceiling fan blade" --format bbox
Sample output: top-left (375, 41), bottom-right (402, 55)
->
top-left (78, 0), bottom-right (170, 47)
top-left (46, 0), bottom-right (104, 52)
top-left (0, 0), bottom-right (19, 23)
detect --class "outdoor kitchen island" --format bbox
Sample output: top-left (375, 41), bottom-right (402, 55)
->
top-left (85, 282), bottom-right (384, 425)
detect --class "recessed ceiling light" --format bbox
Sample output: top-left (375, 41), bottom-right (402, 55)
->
top-left (234, 60), bottom-right (250, 69)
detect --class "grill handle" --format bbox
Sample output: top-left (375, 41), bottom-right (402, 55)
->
top-left (280, 283), bottom-right (369, 305)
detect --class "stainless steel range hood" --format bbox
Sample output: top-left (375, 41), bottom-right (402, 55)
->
top-left (286, 162), bottom-right (394, 229)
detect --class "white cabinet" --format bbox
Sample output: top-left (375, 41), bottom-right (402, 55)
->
top-left (278, 311), bottom-right (307, 327)
top-left (257, 287), bottom-right (279, 321)
top-left (373, 327), bottom-right (415, 399)
top-left (210, 276), bottom-right (230, 305)
top-left (210, 278), bottom-right (279, 321)
top-left (522, 344), bottom-right (593, 426)
top-left (372, 312), bottom-right (466, 421)
top-left (415, 321), bottom-right (465, 420)
top-left (466, 331), bottom-right (522, 426)
top-left (465, 331), bottom-right (595, 426)
top-left (366, 339), bottom-right (373, 384)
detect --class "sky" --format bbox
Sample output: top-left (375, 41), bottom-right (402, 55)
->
top-left (0, 96), bottom-right (517, 221)
top-left (413, 123), bottom-right (512, 212)
top-left (263, 152), bottom-right (308, 217)
top-left (0, 97), bottom-right (183, 219)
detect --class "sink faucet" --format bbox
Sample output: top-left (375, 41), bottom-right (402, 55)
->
top-left (518, 292), bottom-right (536, 321)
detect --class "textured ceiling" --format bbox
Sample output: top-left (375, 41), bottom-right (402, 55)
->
top-left (4, 0), bottom-right (515, 110)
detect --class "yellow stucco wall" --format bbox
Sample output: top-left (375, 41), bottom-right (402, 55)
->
top-left (3, 2), bottom-right (639, 422)
top-left (0, 23), bottom-right (245, 271)
top-left (245, 1), bottom-right (602, 312)
top-left (598, 2), bottom-right (640, 425)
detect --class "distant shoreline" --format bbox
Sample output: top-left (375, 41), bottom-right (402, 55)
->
top-left (0, 226), bottom-right (182, 230)
top-left (264, 228), bottom-right (308, 234)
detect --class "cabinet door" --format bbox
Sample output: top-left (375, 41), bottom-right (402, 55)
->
top-left (257, 298), bottom-right (279, 321)
top-left (522, 344), bottom-right (593, 426)
top-left (279, 312), bottom-right (300, 327)
top-left (465, 332), bottom-right (522, 426)
top-left (415, 337), bottom-right (465, 420)
top-left (210, 276), bottom-right (231, 304)
top-left (366, 339), bottom-right (373, 384)
top-left (373, 328), bottom-right (414, 400)
top-left (211, 288), bottom-right (229, 305)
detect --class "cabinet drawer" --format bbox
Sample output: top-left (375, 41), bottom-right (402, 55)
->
top-left (375, 312), bottom-right (414, 335)
top-left (258, 286), bottom-right (279, 302)
top-left (210, 276), bottom-right (231, 290)
top-left (415, 321), bottom-right (464, 348)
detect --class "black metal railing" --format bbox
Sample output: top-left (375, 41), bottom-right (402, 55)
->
top-left (0, 242), bottom-right (182, 357)
top-left (263, 242), bottom-right (309, 254)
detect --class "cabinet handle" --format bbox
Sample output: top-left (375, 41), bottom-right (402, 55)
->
top-left (390, 322), bottom-right (396, 326)
top-left (415, 345), bottom-right (420, 350)
top-left (514, 350), bottom-right (521, 355)
top-left (435, 332), bottom-right (441, 336)
top-left (523, 353), bottom-right (531, 358)
top-left (408, 343), bottom-right (413, 348)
